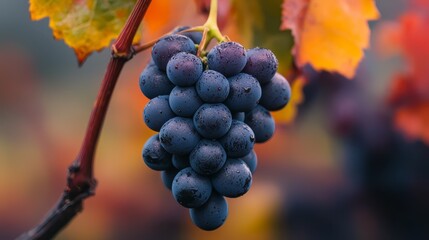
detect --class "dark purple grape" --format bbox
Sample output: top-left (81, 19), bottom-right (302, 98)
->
top-left (152, 34), bottom-right (196, 71)
top-left (207, 41), bottom-right (247, 77)
top-left (175, 26), bottom-right (203, 44)
top-left (172, 167), bottom-right (212, 208)
top-left (193, 103), bottom-right (232, 139)
top-left (161, 168), bottom-right (179, 190)
top-left (260, 73), bottom-right (291, 111)
top-left (241, 150), bottom-right (257, 173)
top-left (142, 134), bottom-right (172, 171)
top-left (139, 64), bottom-right (175, 99)
top-left (143, 95), bottom-right (175, 132)
top-left (224, 73), bottom-right (262, 112)
top-left (220, 120), bottom-right (255, 158)
top-left (242, 47), bottom-right (278, 84)
top-left (190, 192), bottom-right (228, 231)
top-left (159, 117), bottom-right (201, 155)
top-left (212, 158), bottom-right (252, 198)
top-left (196, 70), bottom-right (230, 103)
top-left (190, 140), bottom-right (227, 175)
top-left (166, 52), bottom-right (203, 87)
top-left (169, 86), bottom-right (203, 117)
top-left (245, 105), bottom-right (275, 143)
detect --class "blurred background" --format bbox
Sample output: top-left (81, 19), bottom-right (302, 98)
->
top-left (1, 0), bottom-right (429, 239)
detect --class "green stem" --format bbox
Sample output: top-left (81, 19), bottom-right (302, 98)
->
top-left (203, 0), bottom-right (225, 42)
top-left (194, 0), bottom-right (226, 53)
top-left (134, 0), bottom-right (227, 56)
top-left (197, 28), bottom-right (209, 57)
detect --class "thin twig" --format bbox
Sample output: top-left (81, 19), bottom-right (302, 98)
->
top-left (17, 1), bottom-right (152, 239)
top-left (197, 27), bottom-right (209, 57)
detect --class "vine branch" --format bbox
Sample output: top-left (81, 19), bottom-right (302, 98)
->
top-left (17, 0), bottom-right (152, 239)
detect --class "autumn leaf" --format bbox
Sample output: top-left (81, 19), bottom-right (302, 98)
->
top-left (29, 0), bottom-right (138, 63)
top-left (394, 102), bottom-right (429, 144)
top-left (380, 2), bottom-right (429, 144)
top-left (396, 13), bottom-right (429, 94)
top-left (281, 0), bottom-right (379, 79)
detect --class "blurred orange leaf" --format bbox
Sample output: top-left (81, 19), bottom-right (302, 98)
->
top-left (281, 0), bottom-right (379, 78)
top-left (387, 75), bottom-right (425, 144)
top-left (375, 22), bottom-right (402, 57)
top-left (383, 2), bottom-right (429, 144)
top-left (395, 102), bottom-right (429, 144)
top-left (29, 0), bottom-right (138, 63)
top-left (396, 11), bottom-right (429, 94)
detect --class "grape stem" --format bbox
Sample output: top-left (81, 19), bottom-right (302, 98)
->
top-left (197, 27), bottom-right (209, 57)
top-left (202, 0), bottom-right (226, 43)
top-left (17, 1), bottom-right (152, 239)
top-left (134, 0), bottom-right (227, 55)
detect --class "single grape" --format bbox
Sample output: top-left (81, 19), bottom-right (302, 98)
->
top-left (143, 95), bottom-right (176, 132)
top-left (159, 117), bottom-right (201, 155)
top-left (259, 73), bottom-right (291, 111)
top-left (172, 154), bottom-right (190, 170)
top-left (244, 105), bottom-right (275, 143)
top-left (232, 112), bottom-right (245, 122)
top-left (242, 48), bottom-right (278, 84)
top-left (152, 34), bottom-right (196, 71)
top-left (166, 52), bottom-right (203, 87)
top-left (190, 140), bottom-right (227, 175)
top-left (196, 70), bottom-right (230, 103)
top-left (169, 86), bottom-right (203, 117)
top-left (190, 192), bottom-right (228, 231)
top-left (161, 168), bottom-right (179, 190)
top-left (212, 158), bottom-right (252, 198)
top-left (241, 150), bottom-right (257, 173)
top-left (139, 64), bottom-right (175, 99)
top-left (142, 134), bottom-right (172, 171)
top-left (175, 26), bottom-right (203, 44)
top-left (220, 120), bottom-right (255, 158)
top-left (172, 167), bottom-right (212, 208)
top-left (224, 73), bottom-right (262, 112)
top-left (193, 103), bottom-right (232, 139)
top-left (207, 42), bottom-right (247, 77)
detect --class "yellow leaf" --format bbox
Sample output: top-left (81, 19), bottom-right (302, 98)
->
top-left (272, 75), bottom-right (306, 124)
top-left (281, 0), bottom-right (379, 78)
top-left (29, 0), bottom-right (138, 63)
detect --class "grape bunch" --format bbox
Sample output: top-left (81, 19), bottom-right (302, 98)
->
top-left (139, 28), bottom-right (291, 230)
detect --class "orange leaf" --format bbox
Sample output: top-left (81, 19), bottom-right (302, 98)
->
top-left (281, 0), bottom-right (379, 78)
top-left (398, 12), bottom-right (429, 94)
top-left (387, 74), bottom-right (416, 106)
top-left (395, 102), bottom-right (429, 145)
top-left (29, 0), bottom-right (139, 63)
top-left (383, 2), bottom-right (429, 144)
top-left (375, 22), bottom-right (402, 57)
